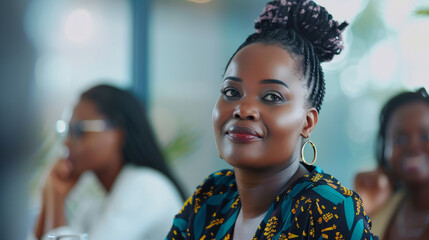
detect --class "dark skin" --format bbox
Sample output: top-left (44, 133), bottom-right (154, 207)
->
top-left (383, 102), bottom-right (429, 240)
top-left (212, 43), bottom-right (318, 240)
top-left (34, 99), bottom-right (124, 239)
top-left (354, 167), bottom-right (393, 217)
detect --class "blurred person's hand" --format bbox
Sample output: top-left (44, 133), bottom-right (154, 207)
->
top-left (43, 159), bottom-right (80, 202)
top-left (35, 159), bottom-right (80, 239)
top-left (354, 167), bottom-right (393, 217)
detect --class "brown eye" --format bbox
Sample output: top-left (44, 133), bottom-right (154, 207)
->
top-left (222, 88), bottom-right (240, 98)
top-left (394, 135), bottom-right (408, 146)
top-left (262, 93), bottom-right (284, 103)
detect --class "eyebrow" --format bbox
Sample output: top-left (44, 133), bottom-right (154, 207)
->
top-left (260, 79), bottom-right (289, 88)
top-left (223, 77), bottom-right (289, 88)
top-left (223, 76), bottom-right (242, 82)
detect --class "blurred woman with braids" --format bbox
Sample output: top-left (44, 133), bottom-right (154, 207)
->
top-left (355, 88), bottom-right (429, 240)
top-left (33, 84), bottom-right (185, 240)
top-left (166, 0), bottom-right (377, 239)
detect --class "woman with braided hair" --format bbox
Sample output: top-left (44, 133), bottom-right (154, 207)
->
top-left (166, 0), bottom-right (377, 239)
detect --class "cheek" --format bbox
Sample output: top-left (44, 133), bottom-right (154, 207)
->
top-left (257, 107), bottom-right (304, 164)
top-left (268, 107), bottom-right (304, 144)
top-left (75, 134), bottom-right (121, 170)
top-left (68, 139), bottom-right (99, 172)
top-left (212, 100), bottom-right (221, 132)
top-left (385, 140), bottom-right (400, 162)
top-left (79, 139), bottom-right (104, 163)
top-left (213, 99), bottom-right (231, 138)
top-left (384, 142), bottom-right (393, 162)
top-left (96, 134), bottom-right (122, 159)
top-left (387, 145), bottom-right (405, 176)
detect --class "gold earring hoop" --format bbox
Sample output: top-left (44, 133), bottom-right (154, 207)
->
top-left (301, 139), bottom-right (317, 165)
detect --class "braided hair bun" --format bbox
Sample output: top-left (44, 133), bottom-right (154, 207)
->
top-left (224, 0), bottom-right (349, 112)
top-left (255, 0), bottom-right (348, 62)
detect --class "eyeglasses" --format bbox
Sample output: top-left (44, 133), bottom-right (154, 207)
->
top-left (56, 119), bottom-right (112, 139)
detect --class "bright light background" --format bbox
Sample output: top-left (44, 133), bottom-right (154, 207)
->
top-left (24, 0), bottom-right (132, 126)
top-left (25, 0), bottom-right (429, 199)
top-left (23, 0), bottom-right (133, 219)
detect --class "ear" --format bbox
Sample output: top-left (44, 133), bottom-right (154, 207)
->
top-left (301, 107), bottom-right (318, 138)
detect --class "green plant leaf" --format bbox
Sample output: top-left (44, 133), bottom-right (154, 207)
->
top-left (163, 126), bottom-right (199, 165)
top-left (415, 8), bottom-right (429, 16)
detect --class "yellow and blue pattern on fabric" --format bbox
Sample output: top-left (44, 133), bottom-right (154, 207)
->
top-left (166, 165), bottom-right (378, 240)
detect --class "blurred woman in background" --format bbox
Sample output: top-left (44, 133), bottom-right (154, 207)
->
top-left (33, 84), bottom-right (185, 240)
top-left (355, 88), bottom-right (429, 240)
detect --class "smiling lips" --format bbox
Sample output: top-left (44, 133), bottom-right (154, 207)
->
top-left (403, 155), bottom-right (429, 173)
top-left (226, 126), bottom-right (262, 143)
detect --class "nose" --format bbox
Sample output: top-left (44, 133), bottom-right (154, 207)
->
top-left (406, 134), bottom-right (424, 156)
top-left (232, 100), bottom-right (260, 120)
top-left (65, 135), bottom-right (72, 149)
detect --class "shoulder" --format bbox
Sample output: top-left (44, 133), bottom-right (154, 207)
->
top-left (180, 169), bottom-right (236, 213)
top-left (305, 172), bottom-right (365, 220)
top-left (109, 165), bottom-right (183, 209)
top-left (168, 169), bottom-right (237, 237)
top-left (291, 168), bottom-right (375, 237)
top-left (190, 169), bottom-right (236, 202)
top-left (371, 189), bottom-right (406, 237)
top-left (288, 167), bottom-right (366, 219)
top-left (291, 166), bottom-right (358, 206)
top-left (118, 164), bottom-right (176, 190)
top-left (308, 172), bottom-right (356, 205)
top-left (198, 169), bottom-right (235, 190)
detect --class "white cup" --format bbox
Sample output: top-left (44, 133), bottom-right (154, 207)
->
top-left (47, 234), bottom-right (88, 240)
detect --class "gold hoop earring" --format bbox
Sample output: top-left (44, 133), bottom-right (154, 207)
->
top-left (301, 139), bottom-right (317, 165)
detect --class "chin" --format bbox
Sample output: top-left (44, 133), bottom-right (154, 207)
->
top-left (403, 174), bottom-right (429, 186)
top-left (72, 167), bottom-right (86, 177)
top-left (223, 156), bottom-right (270, 170)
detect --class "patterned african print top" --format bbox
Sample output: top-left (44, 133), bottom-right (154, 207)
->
top-left (166, 165), bottom-right (378, 240)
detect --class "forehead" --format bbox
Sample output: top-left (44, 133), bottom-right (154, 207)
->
top-left (387, 102), bottom-right (429, 133)
top-left (225, 43), bottom-right (300, 82)
top-left (72, 99), bottom-right (104, 120)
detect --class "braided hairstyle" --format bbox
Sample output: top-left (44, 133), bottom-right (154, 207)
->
top-left (225, 0), bottom-right (348, 112)
top-left (376, 88), bottom-right (429, 172)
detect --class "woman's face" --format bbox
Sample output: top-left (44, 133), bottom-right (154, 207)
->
top-left (65, 99), bottom-right (123, 177)
top-left (212, 43), bottom-right (318, 170)
top-left (385, 101), bottom-right (429, 186)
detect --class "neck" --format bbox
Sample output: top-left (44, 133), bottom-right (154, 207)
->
top-left (234, 159), bottom-right (307, 219)
top-left (95, 157), bottom-right (124, 192)
top-left (407, 184), bottom-right (429, 211)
